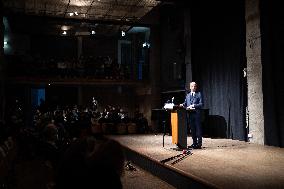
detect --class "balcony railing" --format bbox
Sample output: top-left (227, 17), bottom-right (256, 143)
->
top-left (4, 55), bottom-right (150, 83)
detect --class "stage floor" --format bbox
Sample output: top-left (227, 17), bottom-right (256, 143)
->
top-left (108, 134), bottom-right (284, 189)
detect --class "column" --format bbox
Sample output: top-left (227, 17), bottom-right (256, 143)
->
top-left (0, 1), bottom-right (5, 121)
top-left (245, 0), bottom-right (264, 144)
top-left (149, 26), bottom-right (161, 132)
top-left (77, 36), bottom-right (82, 59)
top-left (77, 86), bottom-right (82, 106)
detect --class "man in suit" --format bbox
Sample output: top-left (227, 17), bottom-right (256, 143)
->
top-left (180, 82), bottom-right (203, 149)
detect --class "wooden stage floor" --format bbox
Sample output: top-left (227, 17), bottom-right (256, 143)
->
top-left (108, 134), bottom-right (284, 189)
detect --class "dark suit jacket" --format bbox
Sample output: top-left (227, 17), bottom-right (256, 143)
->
top-left (183, 91), bottom-right (203, 111)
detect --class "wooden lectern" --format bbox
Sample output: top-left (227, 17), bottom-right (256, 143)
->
top-left (171, 108), bottom-right (187, 149)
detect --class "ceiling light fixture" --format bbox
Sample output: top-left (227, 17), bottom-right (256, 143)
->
top-left (62, 31), bottom-right (67, 35)
top-left (121, 31), bottom-right (125, 37)
top-left (69, 12), bottom-right (74, 16)
top-left (74, 11), bottom-right (78, 16)
top-left (4, 41), bottom-right (7, 45)
top-left (91, 30), bottom-right (96, 35)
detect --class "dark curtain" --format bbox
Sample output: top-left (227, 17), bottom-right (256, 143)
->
top-left (190, 1), bottom-right (247, 140)
top-left (260, 1), bottom-right (284, 147)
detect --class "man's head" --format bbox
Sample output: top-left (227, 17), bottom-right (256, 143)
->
top-left (189, 82), bottom-right (197, 92)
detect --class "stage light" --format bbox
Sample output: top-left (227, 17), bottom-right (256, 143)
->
top-left (62, 31), bottom-right (67, 35)
top-left (61, 25), bottom-right (70, 31)
top-left (91, 30), bottom-right (96, 35)
top-left (74, 11), bottom-right (78, 16)
top-left (121, 31), bottom-right (125, 37)
top-left (69, 12), bottom-right (74, 16)
top-left (48, 83), bottom-right (51, 86)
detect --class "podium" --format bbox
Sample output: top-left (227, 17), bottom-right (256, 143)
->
top-left (171, 108), bottom-right (187, 149)
top-left (152, 107), bottom-right (209, 149)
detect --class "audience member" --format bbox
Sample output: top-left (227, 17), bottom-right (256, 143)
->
top-left (56, 136), bottom-right (124, 189)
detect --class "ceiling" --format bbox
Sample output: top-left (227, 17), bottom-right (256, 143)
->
top-left (2, 0), bottom-right (160, 36)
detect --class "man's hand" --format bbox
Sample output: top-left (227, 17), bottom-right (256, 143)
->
top-left (186, 105), bottom-right (195, 110)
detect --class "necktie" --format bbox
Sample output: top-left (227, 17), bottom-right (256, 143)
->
top-left (190, 93), bottom-right (194, 104)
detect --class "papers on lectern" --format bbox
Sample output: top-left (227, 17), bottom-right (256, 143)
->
top-left (163, 103), bottom-right (174, 110)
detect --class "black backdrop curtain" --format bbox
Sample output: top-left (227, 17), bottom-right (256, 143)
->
top-left (261, 1), bottom-right (284, 147)
top-left (190, 1), bottom-right (246, 140)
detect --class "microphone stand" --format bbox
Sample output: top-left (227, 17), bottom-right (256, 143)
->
top-left (163, 119), bottom-right (166, 147)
